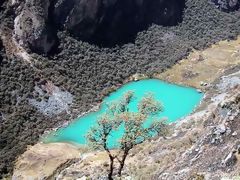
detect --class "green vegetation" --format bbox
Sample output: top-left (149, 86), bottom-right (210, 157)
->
top-left (87, 92), bottom-right (168, 179)
top-left (1, 0), bottom-right (240, 177)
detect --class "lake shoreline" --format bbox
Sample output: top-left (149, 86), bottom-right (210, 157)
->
top-left (41, 75), bottom-right (205, 145)
top-left (42, 35), bottom-right (240, 147)
top-left (45, 79), bottom-right (203, 146)
top-left (12, 37), bottom-right (240, 179)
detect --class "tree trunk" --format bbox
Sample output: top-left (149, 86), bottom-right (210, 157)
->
top-left (118, 151), bottom-right (128, 177)
top-left (108, 155), bottom-right (114, 180)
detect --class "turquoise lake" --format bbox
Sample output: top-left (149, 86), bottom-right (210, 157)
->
top-left (45, 79), bottom-right (203, 147)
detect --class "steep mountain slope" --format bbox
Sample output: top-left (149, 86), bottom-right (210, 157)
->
top-left (13, 0), bottom-right (185, 53)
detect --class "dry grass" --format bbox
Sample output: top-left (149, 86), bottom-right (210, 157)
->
top-left (155, 36), bottom-right (240, 90)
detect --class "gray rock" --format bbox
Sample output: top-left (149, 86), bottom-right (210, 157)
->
top-left (227, 111), bottom-right (232, 116)
top-left (237, 145), bottom-right (240, 154)
top-left (210, 0), bottom-right (240, 12)
top-left (226, 127), bottom-right (232, 135)
top-left (14, 0), bottom-right (56, 54)
top-left (229, 116), bottom-right (235, 121)
top-left (232, 131), bottom-right (237, 136)
top-left (217, 124), bottom-right (227, 134)
top-left (200, 81), bottom-right (208, 86)
top-left (28, 85), bottom-right (73, 117)
top-left (222, 152), bottom-right (237, 167)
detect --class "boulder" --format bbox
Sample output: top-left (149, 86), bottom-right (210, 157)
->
top-left (222, 151), bottom-right (237, 167)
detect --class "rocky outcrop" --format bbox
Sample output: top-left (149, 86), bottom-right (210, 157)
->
top-left (210, 0), bottom-right (240, 12)
top-left (28, 81), bottom-right (73, 117)
top-left (13, 0), bottom-right (56, 54)
top-left (61, 0), bottom-right (185, 46)
top-left (13, 0), bottom-right (185, 54)
top-left (12, 0), bottom-right (240, 54)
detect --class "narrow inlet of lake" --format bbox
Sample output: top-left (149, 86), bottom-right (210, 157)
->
top-left (44, 79), bottom-right (203, 147)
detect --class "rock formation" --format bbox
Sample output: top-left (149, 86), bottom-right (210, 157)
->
top-left (13, 0), bottom-right (56, 54)
top-left (210, 0), bottom-right (240, 12)
top-left (13, 0), bottom-right (185, 54)
top-left (60, 0), bottom-right (185, 46)
top-left (12, 0), bottom-right (240, 54)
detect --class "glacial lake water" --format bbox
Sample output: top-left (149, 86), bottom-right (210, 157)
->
top-left (45, 79), bottom-right (203, 148)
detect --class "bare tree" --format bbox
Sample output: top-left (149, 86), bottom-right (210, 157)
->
top-left (87, 91), bottom-right (168, 179)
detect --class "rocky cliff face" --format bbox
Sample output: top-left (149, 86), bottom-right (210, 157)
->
top-left (10, 0), bottom-right (240, 54)
top-left (14, 0), bottom-right (56, 54)
top-left (61, 0), bottom-right (185, 46)
top-left (12, 0), bottom-right (185, 54)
